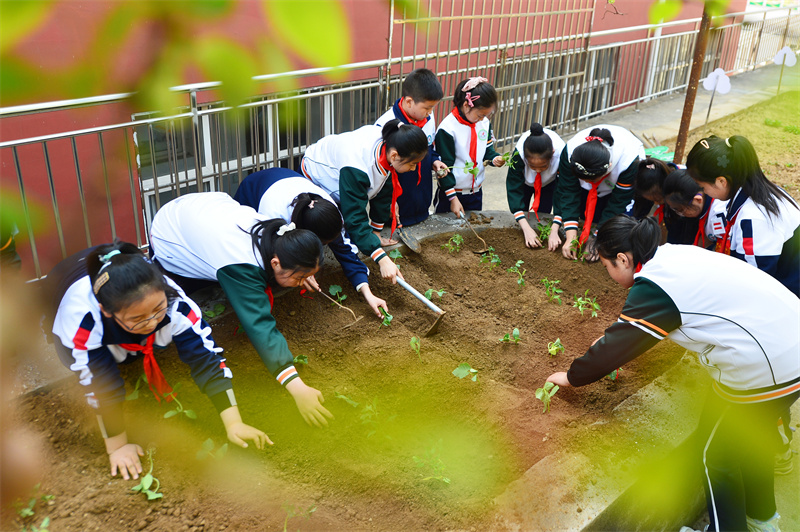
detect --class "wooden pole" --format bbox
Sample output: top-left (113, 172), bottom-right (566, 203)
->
top-left (673, 7), bottom-right (712, 164)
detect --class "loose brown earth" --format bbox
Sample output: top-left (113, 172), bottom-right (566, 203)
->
top-left (5, 92), bottom-right (799, 532)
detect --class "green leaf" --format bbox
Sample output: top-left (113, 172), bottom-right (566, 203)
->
top-left (213, 303), bottom-right (225, 315)
top-left (204, 310), bottom-right (215, 319)
top-left (146, 491), bottom-right (163, 500)
top-left (263, 0), bottom-right (352, 73)
top-left (125, 389), bottom-right (140, 401)
top-left (334, 391), bottom-right (359, 408)
top-left (512, 328), bottom-right (520, 342)
top-left (217, 444), bottom-right (228, 459)
top-left (164, 410), bottom-right (178, 419)
top-left (201, 438), bottom-right (215, 452)
top-left (424, 289), bottom-right (433, 300)
top-left (184, 410), bottom-right (197, 420)
top-left (329, 285), bottom-right (342, 296)
top-left (141, 473), bottom-right (154, 491)
top-left (293, 354), bottom-right (309, 365)
top-left (452, 363), bottom-right (475, 379)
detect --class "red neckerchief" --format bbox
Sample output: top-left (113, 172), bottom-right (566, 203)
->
top-left (119, 334), bottom-right (174, 403)
top-left (397, 102), bottom-right (426, 185)
top-left (718, 190), bottom-right (746, 255)
top-left (451, 108), bottom-right (478, 189)
top-left (634, 262), bottom-right (643, 273)
top-left (693, 198), bottom-right (714, 247)
top-left (531, 172), bottom-right (542, 221)
top-left (580, 175), bottom-right (609, 244)
top-left (378, 143), bottom-right (403, 236)
top-left (653, 204), bottom-right (664, 224)
top-left (264, 285), bottom-right (274, 308)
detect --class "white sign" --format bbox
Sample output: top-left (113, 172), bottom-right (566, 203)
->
top-left (774, 46), bottom-right (797, 67)
top-left (703, 68), bottom-right (731, 94)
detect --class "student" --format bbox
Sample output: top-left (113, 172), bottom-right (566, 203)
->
top-left (434, 77), bottom-right (505, 215)
top-left (375, 68), bottom-right (449, 226)
top-left (550, 125), bottom-right (644, 260)
top-left (662, 169), bottom-right (727, 250)
top-left (301, 120), bottom-right (428, 284)
top-left (505, 122), bottom-right (565, 248)
top-left (42, 242), bottom-right (270, 480)
top-left (149, 192), bottom-right (333, 428)
top-left (233, 167), bottom-right (388, 318)
top-left (686, 135), bottom-right (800, 297)
top-left (547, 215), bottom-right (799, 532)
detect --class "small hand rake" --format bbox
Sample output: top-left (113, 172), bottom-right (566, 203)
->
top-left (459, 212), bottom-right (490, 254)
top-left (319, 290), bottom-right (364, 328)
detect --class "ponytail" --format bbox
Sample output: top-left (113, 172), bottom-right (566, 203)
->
top-left (571, 127), bottom-right (615, 180)
top-left (290, 193), bottom-right (342, 244)
top-left (87, 241), bottom-right (176, 314)
top-left (595, 216), bottom-right (660, 267)
top-left (381, 119), bottom-right (428, 162)
top-left (522, 122), bottom-right (554, 160)
top-left (247, 219), bottom-right (324, 279)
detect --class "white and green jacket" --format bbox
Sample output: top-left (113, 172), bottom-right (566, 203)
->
top-left (505, 128), bottom-right (565, 220)
top-left (435, 112), bottom-right (500, 196)
top-left (150, 192), bottom-right (299, 387)
top-left (567, 244), bottom-right (800, 403)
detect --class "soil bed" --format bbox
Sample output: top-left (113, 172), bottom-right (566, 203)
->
top-left (7, 228), bottom-right (682, 532)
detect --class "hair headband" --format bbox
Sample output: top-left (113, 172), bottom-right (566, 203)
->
top-left (585, 136), bottom-right (604, 143)
top-left (573, 160), bottom-right (610, 177)
top-left (277, 222), bottom-right (296, 236)
top-left (462, 76), bottom-right (489, 108)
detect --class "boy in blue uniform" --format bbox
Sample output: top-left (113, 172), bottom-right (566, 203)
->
top-left (375, 68), bottom-right (449, 226)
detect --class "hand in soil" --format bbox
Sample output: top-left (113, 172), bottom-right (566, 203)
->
top-left (546, 371), bottom-right (571, 387)
top-left (547, 224), bottom-right (563, 251)
top-left (561, 238), bottom-right (577, 260)
top-left (520, 223), bottom-right (542, 249)
top-left (226, 421), bottom-right (273, 450)
top-left (301, 274), bottom-right (321, 293)
top-left (362, 288), bottom-right (388, 318)
top-left (583, 236), bottom-right (600, 262)
top-left (286, 379), bottom-right (334, 428)
top-left (109, 443), bottom-right (144, 480)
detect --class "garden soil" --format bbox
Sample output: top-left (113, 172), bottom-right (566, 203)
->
top-left (5, 92), bottom-right (799, 532)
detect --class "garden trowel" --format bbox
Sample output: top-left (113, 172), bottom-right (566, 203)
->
top-left (394, 225), bottom-right (421, 253)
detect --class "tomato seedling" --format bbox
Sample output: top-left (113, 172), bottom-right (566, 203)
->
top-left (441, 233), bottom-right (464, 253)
top-left (424, 288), bottom-right (446, 300)
top-left (163, 385), bottom-right (197, 420)
top-left (547, 338), bottom-right (565, 356)
top-left (507, 260), bottom-right (526, 286)
top-left (333, 391), bottom-right (359, 408)
top-left (293, 354), bottom-right (308, 366)
top-left (540, 277), bottom-right (563, 304)
top-left (196, 438), bottom-right (228, 461)
top-left (570, 238), bottom-right (589, 263)
top-left (203, 303), bottom-right (226, 320)
top-left (125, 373), bottom-right (149, 401)
top-left (573, 289), bottom-right (601, 318)
top-left (410, 336), bottom-right (421, 361)
top-left (501, 151), bottom-right (516, 170)
top-left (379, 307), bottom-right (393, 328)
top-left (131, 448), bottom-right (163, 500)
top-left (388, 249), bottom-right (403, 264)
top-left (480, 246), bottom-right (502, 270)
top-left (536, 222), bottom-right (551, 241)
top-left (607, 367), bottom-right (623, 381)
top-left (413, 441), bottom-right (451, 485)
top-left (535, 382), bottom-right (560, 413)
top-left (453, 362), bottom-right (479, 382)
top-left (499, 328), bottom-right (521, 344)
top-left (328, 285), bottom-right (347, 305)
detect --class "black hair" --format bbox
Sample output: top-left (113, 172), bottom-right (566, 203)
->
top-left (381, 119), bottom-right (429, 162)
top-left (290, 193), bottom-right (343, 244)
top-left (571, 127), bottom-right (615, 181)
top-left (87, 241), bottom-right (177, 314)
top-left (686, 135), bottom-right (796, 217)
top-left (247, 218), bottom-right (324, 280)
top-left (663, 169), bottom-right (702, 208)
top-left (453, 78), bottom-right (497, 110)
top-left (522, 122), bottom-right (554, 160)
top-left (402, 68), bottom-right (444, 102)
top-left (595, 215), bottom-right (661, 266)
top-left (635, 157), bottom-right (671, 196)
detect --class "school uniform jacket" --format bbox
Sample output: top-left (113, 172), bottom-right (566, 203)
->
top-left (567, 244), bottom-right (800, 403)
top-left (505, 128), bottom-right (565, 221)
top-left (301, 126), bottom-right (394, 263)
top-left (435, 112), bottom-right (501, 196)
top-left (233, 168), bottom-right (369, 292)
top-left (722, 189), bottom-right (800, 297)
top-left (554, 125), bottom-right (644, 231)
top-left (375, 100), bottom-right (440, 225)
top-left (694, 197), bottom-right (727, 249)
top-left (49, 254), bottom-right (233, 438)
top-left (150, 192), bottom-right (300, 387)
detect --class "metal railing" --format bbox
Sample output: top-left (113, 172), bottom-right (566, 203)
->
top-left (1, 2), bottom-right (798, 278)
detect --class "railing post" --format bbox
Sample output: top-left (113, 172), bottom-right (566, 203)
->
top-left (190, 90), bottom-right (203, 192)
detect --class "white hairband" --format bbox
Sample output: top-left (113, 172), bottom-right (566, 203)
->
top-left (277, 222), bottom-right (296, 236)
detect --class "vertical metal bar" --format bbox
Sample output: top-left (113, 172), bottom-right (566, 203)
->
top-left (70, 137), bottom-right (92, 247)
top-left (179, 119), bottom-right (190, 187)
top-left (166, 121), bottom-right (180, 198)
top-left (42, 143), bottom-right (67, 258)
top-left (385, 0), bottom-right (395, 106)
top-left (222, 113), bottom-right (232, 193)
top-left (97, 133), bottom-right (117, 240)
top-left (235, 112), bottom-right (243, 184)
top-left (411, 0), bottom-right (420, 71)
top-left (12, 147), bottom-right (41, 278)
top-left (287, 100), bottom-right (295, 170)
top-left (122, 128), bottom-right (142, 248)
top-left (189, 91), bottom-right (204, 192)
top-left (271, 104), bottom-right (280, 167)
top-left (213, 113), bottom-right (224, 191)
top-left (147, 123), bottom-right (161, 210)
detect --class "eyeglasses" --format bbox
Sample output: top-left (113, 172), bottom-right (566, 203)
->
top-left (114, 304), bottom-right (169, 332)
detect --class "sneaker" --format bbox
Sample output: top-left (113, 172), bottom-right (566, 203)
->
top-left (747, 512), bottom-right (781, 532)
top-left (774, 448), bottom-right (795, 475)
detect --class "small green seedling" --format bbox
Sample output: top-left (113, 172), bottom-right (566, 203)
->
top-left (379, 307), bottom-right (393, 328)
top-left (410, 336), bottom-right (421, 361)
top-left (359, 398), bottom-right (380, 437)
top-left (453, 362), bottom-right (479, 382)
top-left (480, 246), bottom-right (502, 270)
top-left (536, 222), bottom-right (552, 241)
top-left (196, 438), bottom-right (228, 461)
top-left (499, 328), bottom-right (521, 344)
top-left (547, 338), bottom-right (565, 357)
top-left (282, 503), bottom-right (316, 532)
top-left (27, 517), bottom-right (51, 532)
top-left (507, 259), bottom-right (526, 286)
top-left (441, 233), bottom-right (464, 253)
top-left (125, 373), bottom-right (149, 401)
top-left (501, 151), bottom-right (517, 170)
top-left (413, 442), bottom-right (451, 485)
top-left (131, 448), bottom-right (163, 500)
top-left (293, 354), bottom-right (308, 366)
top-left (573, 289), bottom-right (601, 318)
top-left (570, 238), bottom-right (588, 263)
top-left (424, 288), bottom-right (447, 300)
top-left (203, 303), bottom-right (226, 319)
top-left (535, 382), bottom-right (560, 413)
top-left (607, 367), bottom-right (623, 381)
top-left (388, 249), bottom-right (404, 264)
top-left (463, 160), bottom-right (479, 176)
top-left (163, 385), bottom-right (197, 420)
top-left (13, 484), bottom-right (54, 532)
top-left (333, 391), bottom-right (359, 408)
top-left (540, 277), bottom-right (563, 304)
top-left (328, 285), bottom-right (347, 305)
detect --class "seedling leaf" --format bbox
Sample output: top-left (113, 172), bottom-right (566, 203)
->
top-left (184, 409), bottom-right (197, 419)
top-left (334, 391), bottom-right (359, 408)
top-left (293, 354), bottom-right (309, 365)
